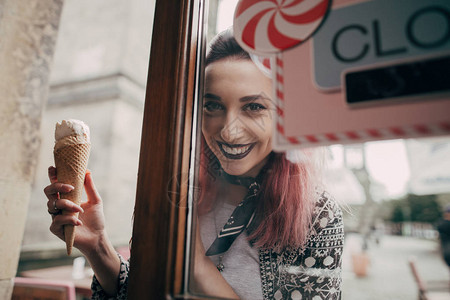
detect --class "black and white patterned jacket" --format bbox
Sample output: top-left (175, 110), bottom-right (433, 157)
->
top-left (92, 191), bottom-right (344, 299)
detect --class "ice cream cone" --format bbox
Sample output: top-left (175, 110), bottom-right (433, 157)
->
top-left (54, 137), bottom-right (90, 255)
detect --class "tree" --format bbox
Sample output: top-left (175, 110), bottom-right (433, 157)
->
top-left (407, 194), bottom-right (441, 223)
top-left (391, 204), bottom-right (405, 223)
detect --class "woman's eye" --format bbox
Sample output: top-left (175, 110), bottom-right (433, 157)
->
top-left (244, 103), bottom-right (266, 112)
top-left (203, 101), bottom-right (224, 112)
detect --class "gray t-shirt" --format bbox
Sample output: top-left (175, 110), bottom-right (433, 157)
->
top-left (200, 202), bottom-right (264, 300)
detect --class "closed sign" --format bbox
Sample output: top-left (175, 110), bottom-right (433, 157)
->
top-left (313, 0), bottom-right (450, 91)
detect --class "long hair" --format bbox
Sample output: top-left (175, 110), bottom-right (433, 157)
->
top-left (199, 30), bottom-right (319, 251)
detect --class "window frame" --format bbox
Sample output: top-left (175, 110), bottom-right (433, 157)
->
top-left (127, 0), bottom-right (206, 298)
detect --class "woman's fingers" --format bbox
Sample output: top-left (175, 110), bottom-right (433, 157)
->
top-left (47, 198), bottom-right (84, 214)
top-left (44, 183), bottom-right (74, 215)
top-left (49, 214), bottom-right (83, 239)
top-left (43, 182), bottom-right (74, 198)
top-left (84, 170), bottom-right (102, 205)
top-left (48, 166), bottom-right (58, 184)
top-left (47, 166), bottom-right (88, 246)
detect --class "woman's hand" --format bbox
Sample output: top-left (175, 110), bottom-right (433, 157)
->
top-left (45, 166), bottom-right (121, 296)
top-left (45, 166), bottom-right (106, 256)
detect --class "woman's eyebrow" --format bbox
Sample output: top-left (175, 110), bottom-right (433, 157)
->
top-left (204, 93), bottom-right (221, 100)
top-left (239, 93), bottom-right (272, 102)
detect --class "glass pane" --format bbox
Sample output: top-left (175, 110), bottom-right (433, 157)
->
top-left (190, 1), bottom-right (343, 299)
top-left (189, 1), bottom-right (450, 299)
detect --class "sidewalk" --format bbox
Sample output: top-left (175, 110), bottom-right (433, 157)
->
top-left (341, 233), bottom-right (449, 300)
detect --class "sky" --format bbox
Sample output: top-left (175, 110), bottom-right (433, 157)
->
top-left (365, 140), bottom-right (410, 198)
top-left (216, 0), bottom-right (240, 32)
top-left (328, 141), bottom-right (411, 200)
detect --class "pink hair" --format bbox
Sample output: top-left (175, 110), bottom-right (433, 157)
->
top-left (197, 136), bottom-right (318, 251)
top-left (200, 30), bottom-right (320, 250)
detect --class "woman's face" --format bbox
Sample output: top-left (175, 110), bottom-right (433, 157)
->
top-left (202, 59), bottom-right (274, 177)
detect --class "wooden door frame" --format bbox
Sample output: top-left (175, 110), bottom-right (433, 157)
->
top-left (128, 0), bottom-right (205, 298)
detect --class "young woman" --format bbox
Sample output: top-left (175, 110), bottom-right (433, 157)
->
top-left (44, 30), bottom-right (344, 299)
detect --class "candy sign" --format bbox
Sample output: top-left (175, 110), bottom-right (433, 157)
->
top-left (233, 0), bottom-right (450, 150)
top-left (234, 0), bottom-right (331, 54)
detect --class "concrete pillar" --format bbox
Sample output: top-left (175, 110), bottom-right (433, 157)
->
top-left (0, 0), bottom-right (63, 298)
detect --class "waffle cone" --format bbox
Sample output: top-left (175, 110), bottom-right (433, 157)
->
top-left (54, 141), bottom-right (90, 255)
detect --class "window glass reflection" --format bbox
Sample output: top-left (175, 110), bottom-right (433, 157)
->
top-left (191, 29), bottom-right (344, 299)
top-left (191, 1), bottom-right (450, 299)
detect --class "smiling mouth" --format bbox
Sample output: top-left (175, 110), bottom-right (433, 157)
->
top-left (217, 141), bottom-right (255, 160)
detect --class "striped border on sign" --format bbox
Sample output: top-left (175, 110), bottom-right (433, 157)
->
top-left (273, 53), bottom-right (450, 149)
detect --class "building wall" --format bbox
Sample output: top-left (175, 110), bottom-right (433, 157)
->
top-left (50, 0), bottom-right (154, 87)
top-left (0, 0), bottom-right (64, 297)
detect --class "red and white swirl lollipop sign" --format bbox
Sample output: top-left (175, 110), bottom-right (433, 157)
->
top-left (233, 0), bottom-right (331, 55)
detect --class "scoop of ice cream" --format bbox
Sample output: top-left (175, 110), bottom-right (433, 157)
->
top-left (55, 119), bottom-right (90, 142)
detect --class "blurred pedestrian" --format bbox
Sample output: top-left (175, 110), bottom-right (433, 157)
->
top-left (437, 205), bottom-right (450, 268)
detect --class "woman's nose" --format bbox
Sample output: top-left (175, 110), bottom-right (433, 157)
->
top-left (220, 114), bottom-right (245, 143)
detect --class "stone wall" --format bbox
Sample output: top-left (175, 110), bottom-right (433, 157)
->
top-left (0, 0), bottom-right (63, 297)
